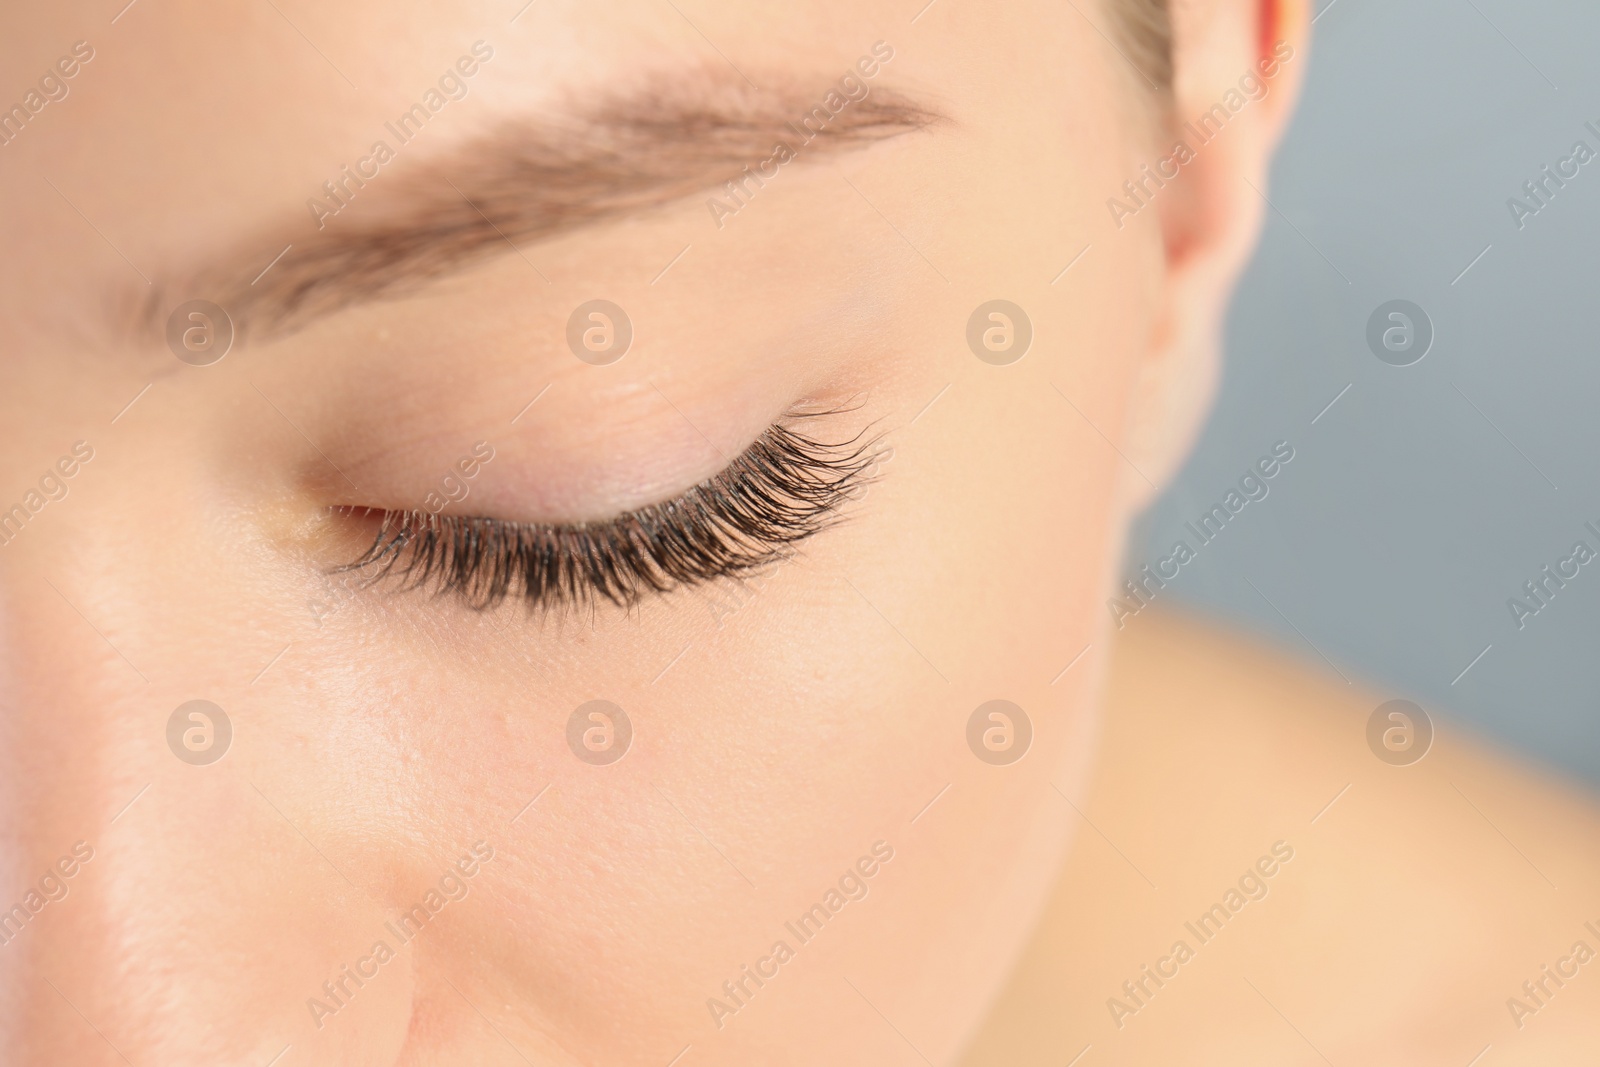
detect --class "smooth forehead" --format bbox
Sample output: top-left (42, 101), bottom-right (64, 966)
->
top-left (0, 0), bottom-right (1083, 220)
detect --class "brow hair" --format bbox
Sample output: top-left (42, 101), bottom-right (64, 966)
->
top-left (131, 77), bottom-right (940, 346)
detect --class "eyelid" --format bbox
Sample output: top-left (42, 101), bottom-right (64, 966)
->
top-left (335, 412), bottom-right (883, 612)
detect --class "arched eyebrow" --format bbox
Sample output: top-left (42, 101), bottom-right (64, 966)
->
top-left (131, 81), bottom-right (940, 347)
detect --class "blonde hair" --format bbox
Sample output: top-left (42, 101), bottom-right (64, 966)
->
top-left (1114, 0), bottom-right (1173, 93)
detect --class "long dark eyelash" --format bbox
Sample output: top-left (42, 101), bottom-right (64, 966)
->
top-left (337, 416), bottom-right (882, 612)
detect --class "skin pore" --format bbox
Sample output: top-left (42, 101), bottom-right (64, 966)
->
top-left (1, 1), bottom-right (1597, 1065)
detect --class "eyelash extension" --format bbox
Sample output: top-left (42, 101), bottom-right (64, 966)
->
top-left (336, 416), bottom-right (882, 612)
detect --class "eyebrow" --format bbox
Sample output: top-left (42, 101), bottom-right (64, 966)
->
top-left (133, 77), bottom-right (939, 345)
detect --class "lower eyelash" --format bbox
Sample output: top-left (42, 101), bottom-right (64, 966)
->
top-left (335, 415), bottom-right (882, 612)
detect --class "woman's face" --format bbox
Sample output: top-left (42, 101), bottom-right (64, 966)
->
top-left (0, 1), bottom-right (1242, 1063)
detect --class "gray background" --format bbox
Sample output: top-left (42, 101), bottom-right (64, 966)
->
top-left (1134, 0), bottom-right (1600, 784)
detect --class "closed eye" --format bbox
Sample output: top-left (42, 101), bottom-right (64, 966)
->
top-left (334, 412), bottom-right (883, 613)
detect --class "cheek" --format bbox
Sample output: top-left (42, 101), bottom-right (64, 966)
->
top-left (441, 374), bottom-right (1122, 1054)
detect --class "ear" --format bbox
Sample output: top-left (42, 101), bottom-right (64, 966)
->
top-left (1122, 0), bottom-right (1310, 510)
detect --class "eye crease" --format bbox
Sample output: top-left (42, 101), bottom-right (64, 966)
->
top-left (336, 413), bottom-right (883, 612)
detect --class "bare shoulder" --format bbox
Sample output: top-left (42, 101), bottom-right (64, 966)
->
top-left (962, 608), bottom-right (1600, 1065)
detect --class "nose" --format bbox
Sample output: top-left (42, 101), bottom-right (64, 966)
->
top-left (0, 421), bottom-right (413, 1066)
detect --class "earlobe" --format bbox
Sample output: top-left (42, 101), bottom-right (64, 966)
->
top-left (1119, 0), bottom-right (1310, 511)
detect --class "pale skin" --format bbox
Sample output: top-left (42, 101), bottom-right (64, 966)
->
top-left (0, 1), bottom-right (1594, 1064)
